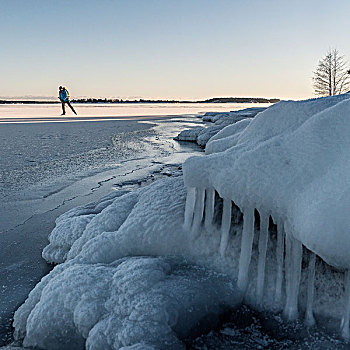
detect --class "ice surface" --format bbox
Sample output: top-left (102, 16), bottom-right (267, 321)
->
top-left (12, 95), bottom-right (350, 346)
top-left (341, 271), bottom-right (350, 340)
top-left (283, 235), bottom-right (302, 321)
top-left (201, 107), bottom-right (266, 123)
top-left (183, 187), bottom-right (196, 230)
top-left (0, 109), bottom-right (206, 347)
top-left (191, 188), bottom-right (205, 234)
top-left (275, 221), bottom-right (284, 304)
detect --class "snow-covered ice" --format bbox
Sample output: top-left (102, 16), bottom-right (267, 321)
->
top-left (16, 256), bottom-right (239, 350)
top-left (13, 178), bottom-right (242, 350)
top-left (0, 104), bottom-right (210, 347)
top-left (184, 94), bottom-right (350, 267)
top-left (183, 93), bottom-right (350, 336)
top-left (174, 107), bottom-right (266, 147)
top-left (8, 96), bottom-right (350, 348)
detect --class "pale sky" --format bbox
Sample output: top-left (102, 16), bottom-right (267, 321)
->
top-left (1, 0), bottom-right (349, 101)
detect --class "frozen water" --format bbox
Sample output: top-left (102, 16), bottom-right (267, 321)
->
top-left (0, 102), bottom-right (267, 123)
top-left (8, 98), bottom-right (350, 347)
top-left (204, 188), bottom-right (215, 228)
top-left (0, 104), bottom-right (211, 346)
top-left (42, 191), bottom-right (128, 263)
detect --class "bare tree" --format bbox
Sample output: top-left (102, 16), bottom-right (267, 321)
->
top-left (313, 48), bottom-right (350, 96)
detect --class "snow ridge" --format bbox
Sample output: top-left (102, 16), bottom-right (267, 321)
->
top-left (174, 107), bottom-right (264, 147)
top-left (183, 94), bottom-right (350, 338)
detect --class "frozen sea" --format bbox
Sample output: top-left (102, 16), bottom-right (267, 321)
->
top-left (1, 102), bottom-right (347, 349)
top-left (0, 102), bottom-right (267, 346)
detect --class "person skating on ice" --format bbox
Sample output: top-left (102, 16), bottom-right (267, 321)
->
top-left (58, 86), bottom-right (77, 115)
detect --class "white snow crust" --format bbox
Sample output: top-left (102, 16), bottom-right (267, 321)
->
top-left (15, 256), bottom-right (238, 350)
top-left (183, 94), bottom-right (350, 268)
top-left (182, 93), bottom-right (350, 338)
top-left (14, 178), bottom-right (241, 349)
top-left (173, 126), bottom-right (205, 142)
top-left (174, 107), bottom-right (264, 147)
top-left (205, 118), bottom-right (252, 155)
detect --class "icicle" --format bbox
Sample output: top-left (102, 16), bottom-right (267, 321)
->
top-left (283, 235), bottom-right (302, 321)
top-left (191, 188), bottom-right (205, 233)
top-left (284, 232), bottom-right (292, 314)
top-left (275, 221), bottom-right (285, 305)
top-left (305, 252), bottom-right (316, 326)
top-left (237, 207), bottom-right (255, 293)
top-left (219, 199), bottom-right (232, 256)
top-left (184, 187), bottom-right (196, 230)
top-left (341, 270), bottom-right (350, 340)
top-left (204, 188), bottom-right (215, 228)
top-left (256, 212), bottom-right (269, 306)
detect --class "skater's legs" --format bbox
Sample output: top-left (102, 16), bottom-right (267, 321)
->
top-left (61, 102), bottom-right (66, 115)
top-left (66, 101), bottom-right (77, 115)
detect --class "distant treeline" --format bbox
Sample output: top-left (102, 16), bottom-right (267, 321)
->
top-left (0, 97), bottom-right (280, 104)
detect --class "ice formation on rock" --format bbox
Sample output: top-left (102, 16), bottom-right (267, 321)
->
top-left (174, 107), bottom-right (264, 147)
top-left (15, 256), bottom-right (239, 350)
top-left (201, 107), bottom-right (266, 123)
top-left (42, 191), bottom-right (127, 263)
top-left (14, 178), bottom-right (243, 349)
top-left (183, 94), bottom-right (350, 337)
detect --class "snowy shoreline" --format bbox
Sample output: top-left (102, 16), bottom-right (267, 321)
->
top-left (0, 111), bottom-right (205, 348)
top-left (5, 97), bottom-right (350, 349)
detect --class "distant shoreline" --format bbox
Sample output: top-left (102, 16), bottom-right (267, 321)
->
top-left (0, 97), bottom-right (280, 105)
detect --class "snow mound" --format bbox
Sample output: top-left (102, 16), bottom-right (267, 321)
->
top-left (183, 94), bottom-right (350, 337)
top-left (205, 118), bottom-right (252, 155)
top-left (14, 178), bottom-right (242, 349)
top-left (202, 107), bottom-right (265, 123)
top-left (175, 107), bottom-right (264, 147)
top-left (14, 258), bottom-right (239, 350)
top-left (173, 126), bottom-right (205, 142)
top-left (42, 178), bottom-right (191, 266)
top-left (42, 191), bottom-right (128, 263)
